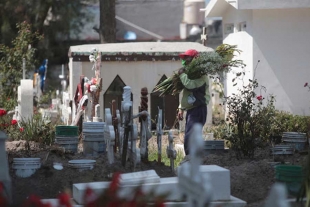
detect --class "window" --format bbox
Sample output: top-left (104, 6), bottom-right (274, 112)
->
top-left (225, 23), bottom-right (234, 34)
top-left (238, 22), bottom-right (246, 32)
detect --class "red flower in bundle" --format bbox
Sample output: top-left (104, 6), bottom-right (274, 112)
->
top-left (304, 82), bottom-right (308, 87)
top-left (57, 192), bottom-right (72, 207)
top-left (20, 127), bottom-right (24, 132)
top-left (84, 187), bottom-right (97, 206)
top-left (0, 182), bottom-right (8, 207)
top-left (23, 195), bottom-right (43, 207)
top-left (0, 109), bottom-right (7, 116)
top-left (109, 172), bottom-right (121, 196)
top-left (11, 120), bottom-right (17, 125)
top-left (256, 95), bottom-right (263, 101)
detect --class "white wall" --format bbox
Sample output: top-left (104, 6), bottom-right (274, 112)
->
top-left (221, 6), bottom-right (254, 100)
top-left (252, 8), bottom-right (310, 115)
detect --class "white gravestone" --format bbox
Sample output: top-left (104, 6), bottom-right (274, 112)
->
top-left (178, 124), bottom-right (213, 207)
top-left (119, 170), bottom-right (160, 186)
top-left (132, 111), bottom-right (152, 160)
top-left (18, 79), bottom-right (33, 121)
top-left (166, 131), bottom-right (177, 172)
top-left (0, 131), bottom-right (11, 203)
top-left (120, 86), bottom-right (132, 162)
top-left (264, 183), bottom-right (290, 207)
top-left (104, 108), bottom-right (115, 164)
top-left (93, 104), bottom-right (102, 122)
top-left (157, 108), bottom-right (163, 162)
top-left (127, 123), bottom-right (141, 169)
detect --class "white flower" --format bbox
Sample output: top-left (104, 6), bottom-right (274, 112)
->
top-left (91, 48), bottom-right (98, 54)
top-left (89, 55), bottom-right (96, 63)
top-left (90, 85), bottom-right (98, 92)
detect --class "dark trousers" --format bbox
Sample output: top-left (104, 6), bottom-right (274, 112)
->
top-left (184, 105), bottom-right (207, 155)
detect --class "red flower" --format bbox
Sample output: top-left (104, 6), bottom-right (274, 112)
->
top-left (0, 109), bottom-right (7, 116)
top-left (11, 120), bottom-right (17, 125)
top-left (256, 95), bottom-right (263, 101)
top-left (84, 187), bottom-right (97, 205)
top-left (57, 192), bottom-right (72, 207)
top-left (23, 195), bottom-right (43, 207)
top-left (109, 172), bottom-right (121, 196)
top-left (20, 127), bottom-right (24, 132)
top-left (304, 82), bottom-right (308, 87)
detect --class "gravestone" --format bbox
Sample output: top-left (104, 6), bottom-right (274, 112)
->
top-left (127, 123), bottom-right (141, 170)
top-left (93, 104), bottom-right (102, 122)
top-left (0, 131), bottom-right (12, 203)
top-left (264, 183), bottom-right (290, 207)
top-left (157, 108), bottom-right (163, 163)
top-left (166, 131), bottom-right (177, 172)
top-left (178, 123), bottom-right (212, 207)
top-left (104, 108), bottom-right (115, 164)
top-left (18, 79), bottom-right (33, 121)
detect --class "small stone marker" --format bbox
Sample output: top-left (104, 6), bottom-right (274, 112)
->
top-left (264, 183), bottom-right (290, 207)
top-left (104, 108), bottom-right (115, 164)
top-left (0, 131), bottom-right (11, 203)
top-left (166, 131), bottom-right (177, 172)
top-left (178, 123), bottom-right (212, 207)
top-left (157, 108), bottom-right (163, 163)
top-left (119, 170), bottom-right (160, 186)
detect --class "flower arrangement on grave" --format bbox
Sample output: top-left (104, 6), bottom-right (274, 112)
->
top-left (153, 44), bottom-right (246, 96)
top-left (0, 172), bottom-right (166, 207)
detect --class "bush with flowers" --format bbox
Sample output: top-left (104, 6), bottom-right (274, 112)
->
top-left (225, 78), bottom-right (278, 158)
top-left (0, 108), bottom-right (55, 150)
top-left (0, 172), bottom-right (167, 207)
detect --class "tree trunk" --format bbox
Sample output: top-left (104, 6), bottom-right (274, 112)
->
top-left (99, 0), bottom-right (116, 43)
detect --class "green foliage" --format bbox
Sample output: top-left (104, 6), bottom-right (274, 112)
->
top-left (0, 21), bottom-right (42, 110)
top-left (225, 79), bottom-right (275, 158)
top-left (18, 114), bottom-right (56, 150)
top-left (148, 145), bottom-right (184, 167)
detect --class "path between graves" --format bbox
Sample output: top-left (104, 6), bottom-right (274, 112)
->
top-left (6, 138), bottom-right (307, 207)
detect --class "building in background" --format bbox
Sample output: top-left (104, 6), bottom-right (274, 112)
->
top-left (204, 0), bottom-right (310, 115)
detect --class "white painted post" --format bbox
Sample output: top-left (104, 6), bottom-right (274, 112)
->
top-left (104, 108), bottom-right (115, 164)
top-left (157, 108), bottom-right (163, 163)
top-left (178, 123), bottom-right (212, 207)
top-left (0, 131), bottom-right (12, 203)
top-left (166, 131), bottom-right (177, 172)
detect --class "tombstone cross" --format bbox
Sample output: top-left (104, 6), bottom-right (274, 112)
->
top-left (201, 27), bottom-right (208, 46)
top-left (156, 108), bottom-right (163, 163)
top-left (166, 131), bottom-right (177, 172)
top-left (178, 124), bottom-right (212, 207)
top-left (104, 108), bottom-right (115, 164)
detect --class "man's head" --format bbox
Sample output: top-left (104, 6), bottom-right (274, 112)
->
top-left (179, 49), bottom-right (199, 66)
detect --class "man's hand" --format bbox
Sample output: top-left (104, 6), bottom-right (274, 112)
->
top-left (178, 67), bottom-right (185, 75)
top-left (177, 109), bottom-right (184, 121)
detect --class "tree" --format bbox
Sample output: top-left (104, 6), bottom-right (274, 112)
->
top-left (0, 0), bottom-right (96, 62)
top-left (0, 22), bottom-right (43, 110)
top-left (99, 0), bottom-right (116, 43)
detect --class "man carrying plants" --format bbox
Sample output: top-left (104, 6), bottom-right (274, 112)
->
top-left (177, 49), bottom-right (210, 162)
top-left (153, 44), bottom-right (245, 163)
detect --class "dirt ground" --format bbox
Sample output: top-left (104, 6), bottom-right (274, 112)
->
top-left (6, 136), bottom-right (308, 207)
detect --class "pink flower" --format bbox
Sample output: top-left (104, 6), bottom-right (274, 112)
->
top-left (256, 95), bottom-right (263, 101)
top-left (11, 120), bottom-right (17, 125)
top-left (304, 82), bottom-right (308, 87)
top-left (20, 127), bottom-right (24, 132)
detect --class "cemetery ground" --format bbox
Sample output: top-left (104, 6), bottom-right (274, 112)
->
top-left (6, 134), bottom-right (307, 207)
